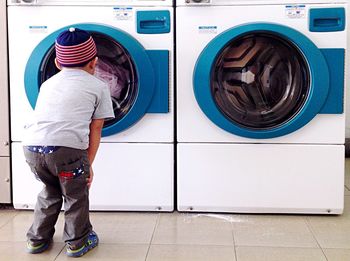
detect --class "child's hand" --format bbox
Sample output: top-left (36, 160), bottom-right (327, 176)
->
top-left (87, 167), bottom-right (94, 189)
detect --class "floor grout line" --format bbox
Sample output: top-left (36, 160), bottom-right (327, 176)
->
top-left (304, 216), bottom-right (329, 261)
top-left (144, 213), bottom-right (161, 261)
top-left (0, 211), bottom-right (21, 230)
top-left (233, 245), bottom-right (335, 250)
top-left (230, 219), bottom-right (238, 261)
top-left (53, 244), bottom-right (65, 261)
top-left (0, 240), bottom-right (336, 249)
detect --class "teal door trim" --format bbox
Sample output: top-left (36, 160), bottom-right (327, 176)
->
top-left (193, 22), bottom-right (330, 139)
top-left (25, 23), bottom-right (156, 136)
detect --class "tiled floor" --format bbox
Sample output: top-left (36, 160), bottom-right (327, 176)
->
top-left (1, 161), bottom-right (350, 261)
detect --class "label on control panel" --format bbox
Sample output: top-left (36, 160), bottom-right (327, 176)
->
top-left (285, 5), bottom-right (306, 19)
top-left (198, 26), bottom-right (217, 34)
top-left (186, 0), bottom-right (211, 4)
top-left (113, 7), bottom-right (133, 20)
top-left (29, 25), bottom-right (48, 34)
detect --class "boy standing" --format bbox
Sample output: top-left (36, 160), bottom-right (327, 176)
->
top-left (23, 27), bottom-right (114, 257)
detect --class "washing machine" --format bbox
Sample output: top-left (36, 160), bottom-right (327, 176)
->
top-left (8, 0), bottom-right (174, 211)
top-left (0, 0), bottom-right (11, 204)
top-left (176, 0), bottom-right (347, 214)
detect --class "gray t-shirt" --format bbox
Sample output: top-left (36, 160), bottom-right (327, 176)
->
top-left (23, 68), bottom-right (115, 150)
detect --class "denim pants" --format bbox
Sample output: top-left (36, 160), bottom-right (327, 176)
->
top-left (24, 146), bottom-right (92, 249)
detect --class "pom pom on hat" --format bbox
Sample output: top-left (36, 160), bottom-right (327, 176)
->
top-left (55, 27), bottom-right (97, 67)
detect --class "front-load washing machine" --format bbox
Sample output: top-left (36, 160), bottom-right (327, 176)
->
top-left (8, 0), bottom-right (174, 211)
top-left (0, 0), bottom-right (11, 204)
top-left (176, 0), bottom-right (347, 214)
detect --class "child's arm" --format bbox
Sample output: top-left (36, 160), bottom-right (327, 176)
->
top-left (87, 118), bottom-right (104, 188)
top-left (87, 118), bottom-right (104, 164)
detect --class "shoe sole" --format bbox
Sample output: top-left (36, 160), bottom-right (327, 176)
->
top-left (66, 240), bottom-right (98, 257)
top-left (26, 242), bottom-right (50, 254)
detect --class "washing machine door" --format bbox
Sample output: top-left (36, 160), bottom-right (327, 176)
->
top-left (25, 23), bottom-right (156, 137)
top-left (193, 23), bottom-right (330, 139)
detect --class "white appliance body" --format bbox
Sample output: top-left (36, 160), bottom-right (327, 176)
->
top-left (176, 0), bottom-right (347, 214)
top-left (0, 0), bottom-right (11, 203)
top-left (8, 0), bottom-right (174, 211)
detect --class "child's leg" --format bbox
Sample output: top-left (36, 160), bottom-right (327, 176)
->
top-left (24, 148), bottom-right (63, 245)
top-left (61, 173), bottom-right (92, 249)
top-left (27, 179), bottom-right (63, 244)
top-left (48, 147), bottom-right (92, 249)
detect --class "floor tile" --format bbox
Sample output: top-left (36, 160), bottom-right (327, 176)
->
top-left (307, 220), bottom-right (350, 249)
top-left (345, 159), bottom-right (350, 187)
top-left (235, 246), bottom-right (326, 261)
top-left (53, 212), bottom-right (65, 241)
top-left (323, 248), bottom-right (350, 261)
top-left (0, 241), bottom-right (64, 261)
top-left (0, 211), bottom-right (35, 242)
top-left (152, 212), bottom-right (234, 245)
top-left (341, 196), bottom-right (350, 218)
top-left (232, 215), bottom-right (318, 247)
top-left (307, 196), bottom-right (350, 249)
top-left (0, 210), bottom-right (64, 242)
top-left (90, 212), bottom-right (158, 244)
top-left (147, 244), bottom-right (236, 261)
top-left (55, 243), bottom-right (148, 261)
top-left (0, 210), bottom-right (19, 228)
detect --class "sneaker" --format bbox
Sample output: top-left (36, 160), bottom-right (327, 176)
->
top-left (26, 240), bottom-right (50, 254)
top-left (66, 231), bottom-right (99, 257)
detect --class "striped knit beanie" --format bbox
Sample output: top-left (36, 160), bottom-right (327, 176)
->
top-left (55, 27), bottom-right (97, 67)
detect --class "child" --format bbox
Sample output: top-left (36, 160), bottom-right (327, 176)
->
top-left (23, 27), bottom-right (114, 257)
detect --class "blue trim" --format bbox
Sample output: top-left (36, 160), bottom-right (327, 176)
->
top-left (319, 49), bottom-right (344, 114)
top-left (193, 23), bottom-right (330, 139)
top-left (309, 8), bottom-right (346, 32)
top-left (24, 23), bottom-right (156, 137)
top-left (146, 50), bottom-right (169, 113)
top-left (137, 10), bottom-right (170, 34)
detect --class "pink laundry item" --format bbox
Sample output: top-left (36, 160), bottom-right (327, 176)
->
top-left (94, 58), bottom-right (129, 99)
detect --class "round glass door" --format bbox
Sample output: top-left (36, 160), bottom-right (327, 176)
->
top-left (211, 33), bottom-right (310, 130)
top-left (193, 23), bottom-right (330, 139)
top-left (25, 23), bottom-right (155, 136)
top-left (40, 32), bottom-right (138, 128)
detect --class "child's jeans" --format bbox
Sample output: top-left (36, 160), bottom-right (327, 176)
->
top-left (23, 146), bottom-right (92, 249)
